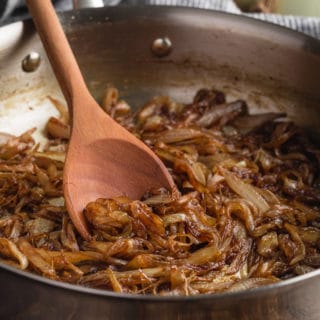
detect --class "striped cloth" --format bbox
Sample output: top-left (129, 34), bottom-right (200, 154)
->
top-left (245, 13), bottom-right (320, 39)
top-left (1, 0), bottom-right (320, 39)
top-left (148, 0), bottom-right (320, 39)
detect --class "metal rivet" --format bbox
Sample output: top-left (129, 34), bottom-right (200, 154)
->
top-left (151, 37), bottom-right (172, 58)
top-left (22, 52), bottom-right (41, 72)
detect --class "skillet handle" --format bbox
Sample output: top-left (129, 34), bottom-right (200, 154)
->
top-left (25, 0), bottom-right (88, 117)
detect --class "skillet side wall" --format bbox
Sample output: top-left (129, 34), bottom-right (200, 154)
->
top-left (0, 265), bottom-right (319, 320)
top-left (61, 7), bottom-right (320, 138)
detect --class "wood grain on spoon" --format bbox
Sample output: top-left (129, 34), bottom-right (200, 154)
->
top-left (26, 0), bottom-right (175, 239)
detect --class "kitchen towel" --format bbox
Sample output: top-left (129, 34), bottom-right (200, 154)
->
top-left (148, 0), bottom-right (320, 39)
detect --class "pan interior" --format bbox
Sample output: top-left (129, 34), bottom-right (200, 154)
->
top-left (0, 6), bottom-right (320, 295)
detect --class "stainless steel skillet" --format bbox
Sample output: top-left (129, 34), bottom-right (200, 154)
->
top-left (0, 5), bottom-right (320, 320)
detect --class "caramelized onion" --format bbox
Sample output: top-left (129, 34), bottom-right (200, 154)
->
top-left (221, 168), bottom-right (270, 213)
top-left (17, 238), bottom-right (56, 278)
top-left (0, 238), bottom-right (28, 269)
top-left (0, 88), bottom-right (319, 296)
top-left (46, 117), bottom-right (70, 139)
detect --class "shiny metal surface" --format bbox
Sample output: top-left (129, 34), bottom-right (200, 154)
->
top-left (151, 37), bottom-right (173, 57)
top-left (21, 51), bottom-right (41, 72)
top-left (1, 261), bottom-right (319, 320)
top-left (73, 0), bottom-right (104, 9)
top-left (0, 6), bottom-right (320, 320)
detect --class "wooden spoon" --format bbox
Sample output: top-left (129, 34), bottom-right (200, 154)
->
top-left (26, 0), bottom-right (175, 239)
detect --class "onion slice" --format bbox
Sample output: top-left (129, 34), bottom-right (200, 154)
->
top-left (0, 238), bottom-right (28, 269)
top-left (221, 168), bottom-right (270, 213)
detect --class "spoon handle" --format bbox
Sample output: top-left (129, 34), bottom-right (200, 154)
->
top-left (26, 0), bottom-right (88, 115)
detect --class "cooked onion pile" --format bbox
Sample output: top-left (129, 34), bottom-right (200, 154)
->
top-left (0, 88), bottom-right (320, 296)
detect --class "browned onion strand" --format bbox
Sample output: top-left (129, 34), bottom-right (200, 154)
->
top-left (0, 87), bottom-right (319, 296)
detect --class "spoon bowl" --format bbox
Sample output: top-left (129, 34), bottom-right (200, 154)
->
top-left (26, 0), bottom-right (175, 239)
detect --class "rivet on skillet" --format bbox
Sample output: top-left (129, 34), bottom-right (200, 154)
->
top-left (151, 37), bottom-right (172, 57)
top-left (22, 52), bottom-right (41, 72)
